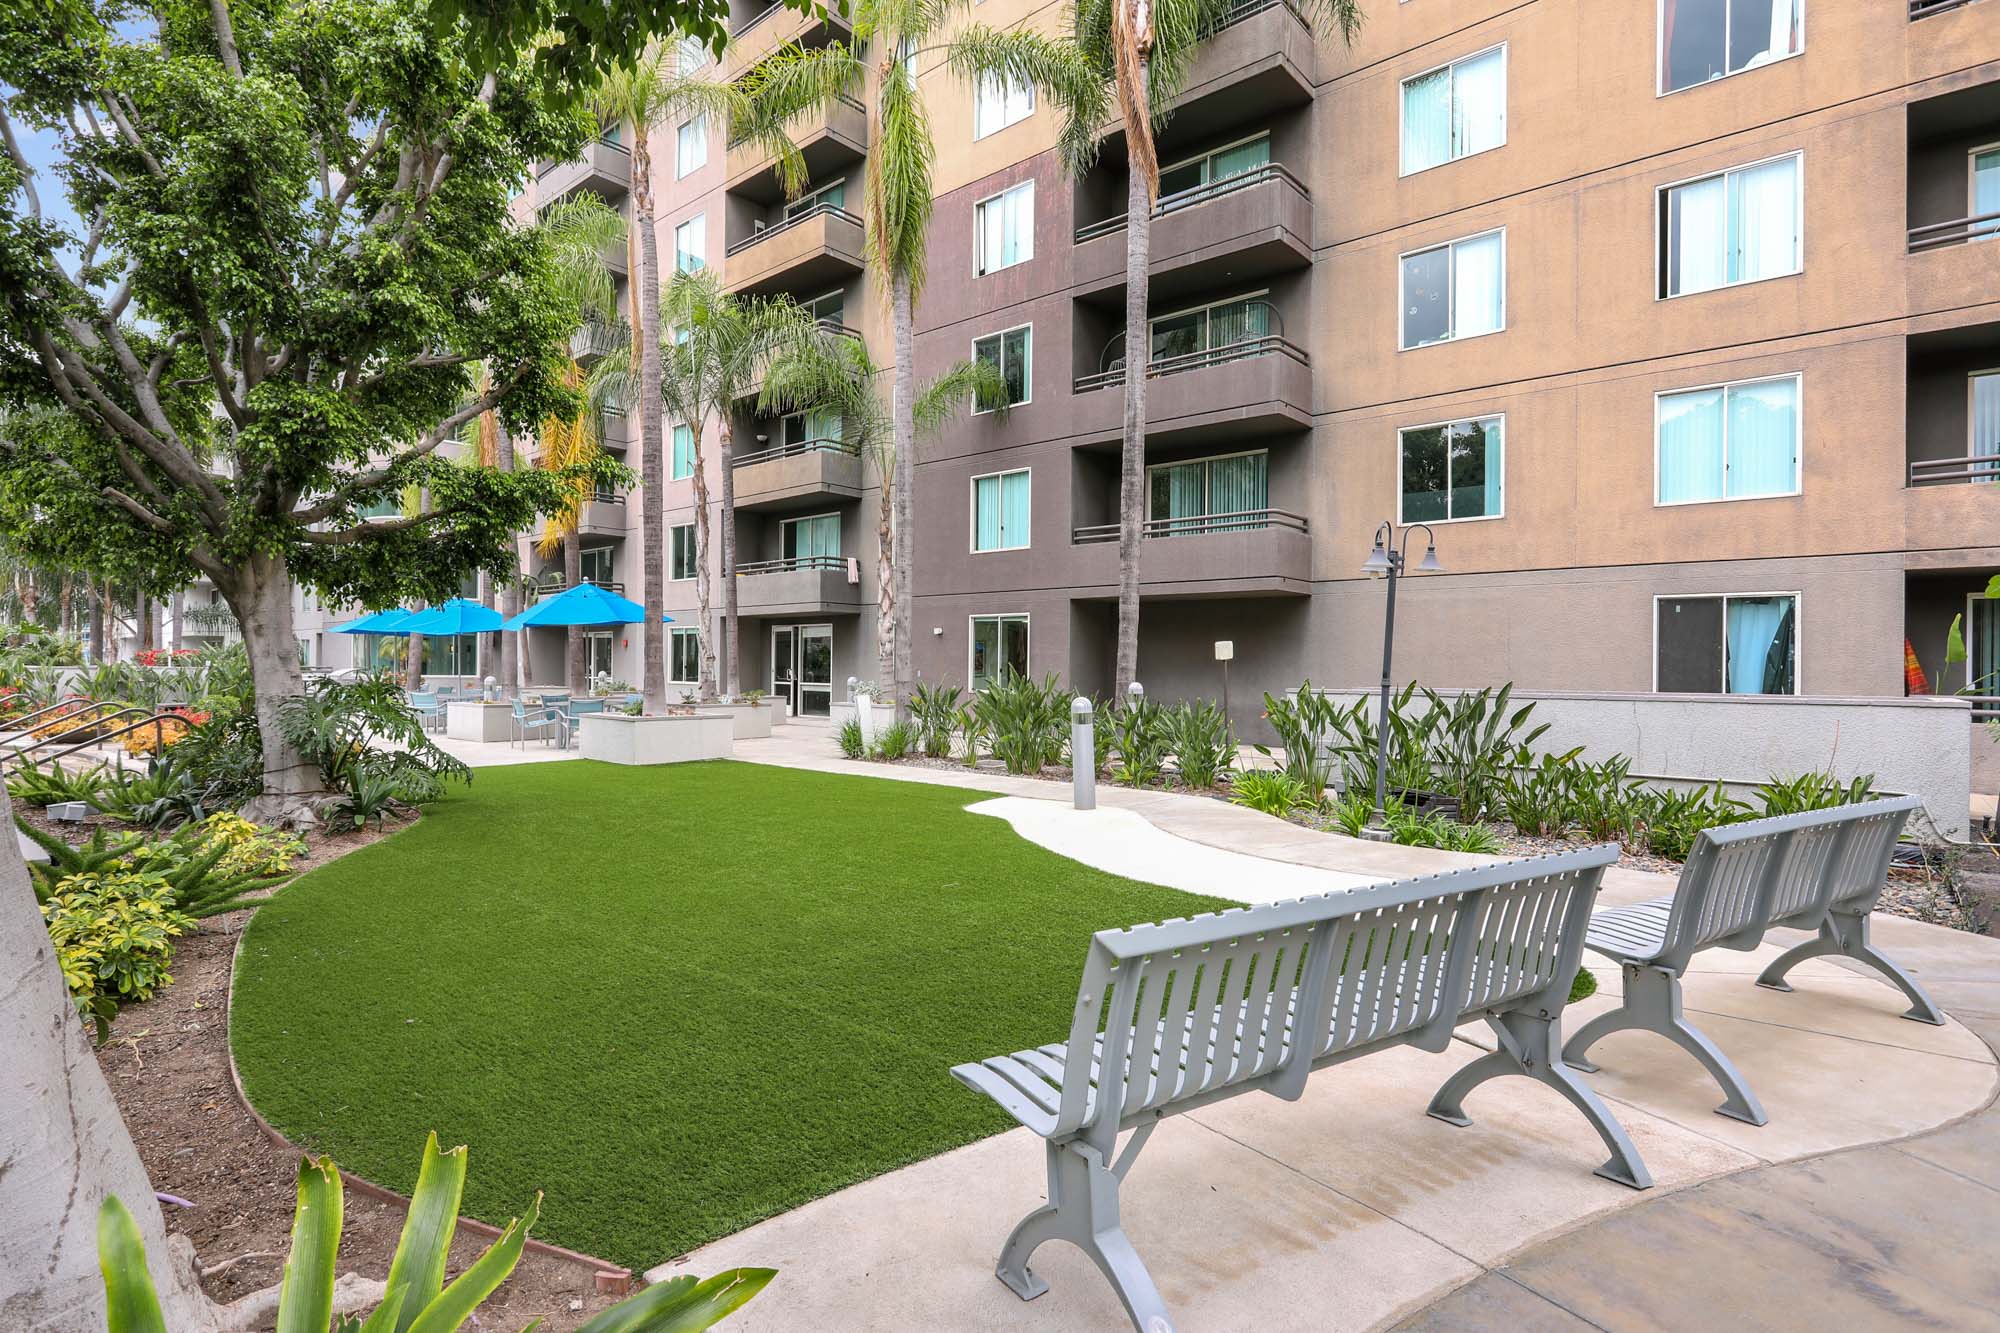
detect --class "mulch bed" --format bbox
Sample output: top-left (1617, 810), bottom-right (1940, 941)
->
top-left (77, 809), bottom-right (625, 1331)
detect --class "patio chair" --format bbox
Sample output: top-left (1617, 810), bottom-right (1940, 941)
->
top-left (510, 697), bottom-right (562, 749)
top-left (406, 691), bottom-right (444, 733)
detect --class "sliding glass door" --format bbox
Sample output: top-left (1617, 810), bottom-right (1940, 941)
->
top-left (1147, 451), bottom-right (1269, 533)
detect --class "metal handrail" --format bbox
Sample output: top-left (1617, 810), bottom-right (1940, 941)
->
top-left (1908, 210), bottom-right (2000, 251)
top-left (1072, 508), bottom-right (1310, 544)
top-left (738, 555), bottom-right (847, 575)
top-left (1910, 454), bottom-right (2000, 485)
top-left (1911, 0), bottom-right (1980, 16)
top-left (571, 318), bottom-right (629, 359)
top-left (1, 705), bottom-right (168, 768)
top-left (1093, 300), bottom-right (1286, 375)
top-left (0, 697), bottom-right (103, 738)
top-left (1076, 333), bottom-right (1309, 393)
top-left (1964, 694), bottom-right (2000, 721)
top-left (13, 712), bottom-right (192, 773)
top-left (724, 202), bottom-right (864, 257)
top-left (529, 578), bottom-right (626, 598)
top-left (583, 487), bottom-right (626, 505)
top-left (1074, 164), bottom-right (1310, 243)
top-left (734, 437), bottom-right (856, 468)
top-left (1215, 0), bottom-right (1301, 31)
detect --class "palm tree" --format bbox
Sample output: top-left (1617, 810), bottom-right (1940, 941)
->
top-left (760, 334), bottom-right (1005, 688)
top-left (535, 361), bottom-right (604, 689)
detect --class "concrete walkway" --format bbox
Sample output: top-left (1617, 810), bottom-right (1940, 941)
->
top-left (631, 729), bottom-right (2000, 1331)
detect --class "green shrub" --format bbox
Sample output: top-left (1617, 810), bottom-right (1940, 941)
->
top-left (1254, 683), bottom-right (1346, 805)
top-left (1107, 699), bottom-right (1168, 788)
top-left (1229, 769), bottom-right (1308, 817)
top-left (1640, 782), bottom-right (1749, 860)
top-left (976, 670), bottom-right (1068, 775)
top-left (42, 869), bottom-right (192, 1041)
top-left (1501, 746), bottom-right (1581, 837)
top-left (953, 703), bottom-right (986, 767)
top-left (7, 757), bottom-right (111, 808)
top-left (1567, 755), bottom-right (1643, 843)
top-left (1163, 699), bottom-right (1234, 789)
top-left (1424, 684), bottom-right (1549, 823)
top-left (1569, 967), bottom-right (1598, 1004)
top-left (97, 755), bottom-right (207, 829)
top-left (909, 682), bottom-right (962, 758)
top-left (836, 716), bottom-right (865, 759)
top-left (873, 719), bottom-right (918, 760)
top-left (19, 815), bottom-right (301, 920)
top-left (1327, 791), bottom-right (1374, 837)
top-left (1755, 770), bottom-right (1875, 817)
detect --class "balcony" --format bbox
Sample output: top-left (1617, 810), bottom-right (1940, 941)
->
top-left (536, 138), bottom-right (631, 201)
top-left (576, 491), bottom-right (628, 539)
top-left (571, 317), bottom-right (627, 363)
top-left (1096, 0), bottom-right (1310, 150)
top-left (1911, 0), bottom-right (1982, 15)
top-left (725, 96), bottom-right (867, 206)
top-left (1071, 333), bottom-right (1312, 446)
top-left (529, 577), bottom-right (625, 599)
top-left (733, 438), bottom-right (865, 512)
top-left (724, 203), bottom-right (866, 296)
top-left (1906, 84), bottom-right (2000, 310)
top-left (734, 555), bottom-right (864, 615)
top-left (599, 409), bottom-right (630, 451)
top-left (725, 2), bottom-right (853, 76)
top-left (1073, 164), bottom-right (1312, 302)
top-left (1069, 510), bottom-right (1311, 598)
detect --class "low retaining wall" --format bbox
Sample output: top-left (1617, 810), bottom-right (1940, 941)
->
top-left (1314, 687), bottom-right (1974, 838)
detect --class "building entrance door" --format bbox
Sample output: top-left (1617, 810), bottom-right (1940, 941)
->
top-left (770, 624), bottom-right (833, 717)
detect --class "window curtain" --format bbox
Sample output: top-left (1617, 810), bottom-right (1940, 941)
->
top-left (672, 424), bottom-right (694, 478)
top-left (974, 476), bottom-right (1003, 550)
top-left (1210, 297), bottom-right (1270, 349)
top-left (1724, 378), bottom-right (1798, 497)
top-left (1150, 461), bottom-right (1206, 531)
top-left (1002, 184), bottom-right (1033, 266)
top-left (1000, 471), bottom-right (1029, 547)
top-left (1446, 419), bottom-right (1501, 518)
top-left (1401, 68), bottom-right (1450, 173)
top-left (1975, 150), bottom-right (2000, 237)
top-left (1207, 454), bottom-right (1268, 529)
top-left (1211, 136), bottom-right (1270, 181)
top-left (1725, 596), bottom-right (1791, 693)
top-left (1729, 156), bottom-right (1798, 284)
top-left (1973, 598), bottom-right (2000, 694)
top-left (1452, 233), bottom-right (1504, 337)
top-left (1453, 49), bottom-right (1506, 158)
top-left (1671, 174), bottom-right (1728, 295)
top-left (1658, 387), bottom-right (1725, 502)
top-left (1974, 373), bottom-right (2000, 480)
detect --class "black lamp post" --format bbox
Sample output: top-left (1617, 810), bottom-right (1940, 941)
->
top-left (1362, 520), bottom-right (1442, 829)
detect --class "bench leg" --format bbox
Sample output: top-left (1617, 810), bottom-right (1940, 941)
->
top-left (996, 1139), bottom-right (1175, 1333)
top-left (1756, 911), bottom-right (1947, 1026)
top-left (1565, 963), bottom-right (1766, 1126)
top-left (1428, 1012), bottom-right (1652, 1190)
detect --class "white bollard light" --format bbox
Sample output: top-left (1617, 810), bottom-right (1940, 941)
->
top-left (1071, 697), bottom-right (1096, 811)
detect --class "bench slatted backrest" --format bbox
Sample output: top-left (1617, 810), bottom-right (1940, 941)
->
top-left (1051, 846), bottom-right (1617, 1146)
top-left (1657, 796), bottom-right (1923, 967)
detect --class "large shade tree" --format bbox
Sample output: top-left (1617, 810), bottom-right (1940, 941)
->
top-left (0, 0), bottom-right (616, 819)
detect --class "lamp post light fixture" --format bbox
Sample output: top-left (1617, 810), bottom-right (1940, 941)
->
top-left (1363, 520), bottom-right (1443, 835)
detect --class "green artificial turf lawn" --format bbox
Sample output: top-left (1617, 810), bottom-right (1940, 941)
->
top-left (230, 760), bottom-right (1231, 1271)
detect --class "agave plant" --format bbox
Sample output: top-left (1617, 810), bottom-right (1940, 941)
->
top-left (97, 1134), bottom-right (771, 1332)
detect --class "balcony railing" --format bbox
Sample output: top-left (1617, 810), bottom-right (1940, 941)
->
top-left (536, 136), bottom-right (630, 180)
top-left (1074, 164), bottom-right (1309, 243)
top-left (1216, 0), bottom-right (1299, 30)
top-left (571, 318), bottom-right (628, 360)
top-left (1910, 454), bottom-right (2000, 485)
top-left (1072, 508), bottom-right (1309, 544)
top-left (1911, 0), bottom-right (1980, 16)
top-left (727, 93), bottom-right (865, 149)
top-left (1908, 211), bottom-right (2000, 251)
top-left (1075, 334), bottom-right (1310, 394)
top-left (733, 437), bottom-right (856, 468)
top-left (529, 577), bottom-right (625, 598)
top-left (1965, 695), bottom-right (2000, 722)
top-left (724, 201), bottom-right (864, 257)
top-left (738, 555), bottom-right (848, 575)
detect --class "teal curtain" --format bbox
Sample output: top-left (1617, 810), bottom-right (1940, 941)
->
top-left (1000, 471), bottom-right (1029, 547)
top-left (1207, 454), bottom-right (1268, 529)
top-left (1725, 596), bottom-right (1792, 694)
top-left (974, 476), bottom-right (1003, 550)
top-left (1658, 387), bottom-right (1725, 503)
top-left (1401, 68), bottom-right (1450, 173)
top-left (1725, 377), bottom-right (1798, 498)
top-left (672, 424), bottom-right (695, 478)
top-left (1446, 419), bottom-right (1500, 519)
top-left (1149, 461), bottom-right (1206, 531)
top-left (784, 513), bottom-right (839, 561)
top-left (1210, 135), bottom-right (1269, 181)
top-left (1973, 373), bottom-right (2000, 480)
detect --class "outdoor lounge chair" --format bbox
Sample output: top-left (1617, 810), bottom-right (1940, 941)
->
top-left (510, 697), bottom-right (562, 749)
top-left (406, 691), bottom-right (444, 733)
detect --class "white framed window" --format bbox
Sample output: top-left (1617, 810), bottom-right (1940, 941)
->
top-left (1658, 152), bottom-right (1801, 298)
top-left (1656, 373), bottom-right (1801, 505)
top-left (1399, 229), bottom-right (1505, 349)
top-left (584, 630), bottom-right (613, 681)
top-left (676, 115), bottom-right (707, 178)
top-left (968, 613), bottom-right (1029, 690)
top-left (1147, 450), bottom-right (1269, 533)
top-left (1159, 132), bottom-right (1271, 198)
top-left (1660, 0), bottom-right (1802, 96)
top-left (1970, 369), bottom-right (2000, 480)
top-left (780, 511), bottom-right (841, 563)
top-left (975, 181), bottom-right (1034, 275)
top-left (1970, 142), bottom-right (2000, 238)
top-left (672, 423), bottom-right (695, 480)
top-left (1398, 416), bottom-right (1503, 523)
top-left (971, 469), bottom-right (1031, 552)
top-left (1654, 592), bottom-right (1798, 695)
top-left (668, 626), bottom-right (700, 684)
top-left (972, 325), bottom-right (1031, 411)
top-left (974, 72), bottom-right (1034, 139)
top-left (674, 214), bottom-right (705, 273)
top-left (1399, 44), bottom-right (1506, 175)
top-left (670, 523), bottom-right (696, 581)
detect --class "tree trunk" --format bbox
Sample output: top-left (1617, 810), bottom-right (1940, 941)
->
top-left (226, 557), bottom-right (327, 824)
top-left (564, 536), bottom-right (584, 690)
top-left (21, 571), bottom-right (38, 626)
top-left (496, 420), bottom-right (522, 692)
top-left (476, 570), bottom-right (494, 680)
top-left (137, 593), bottom-right (153, 653)
top-left (58, 575), bottom-right (72, 637)
top-left (691, 425), bottom-right (716, 700)
top-left (634, 136), bottom-right (667, 711)
top-left (405, 632), bottom-right (424, 691)
top-left (1115, 136), bottom-right (1150, 700)
top-left (87, 585), bottom-right (103, 663)
top-left (718, 417), bottom-right (739, 698)
top-left (0, 786), bottom-right (224, 1332)
top-left (890, 268), bottom-right (915, 713)
top-left (170, 591), bottom-right (184, 653)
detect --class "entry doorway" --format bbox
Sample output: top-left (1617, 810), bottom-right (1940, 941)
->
top-left (771, 624), bottom-right (833, 717)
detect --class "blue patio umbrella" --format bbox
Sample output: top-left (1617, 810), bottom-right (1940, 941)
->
top-left (398, 597), bottom-right (507, 636)
top-left (331, 607), bottom-right (418, 636)
top-left (502, 582), bottom-right (672, 629)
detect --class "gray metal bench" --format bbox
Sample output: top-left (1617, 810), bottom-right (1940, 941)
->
top-left (1562, 796), bottom-right (1933, 1128)
top-left (951, 845), bottom-right (1641, 1333)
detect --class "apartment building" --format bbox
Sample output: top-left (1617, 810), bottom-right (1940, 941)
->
top-left (523, 0), bottom-right (2000, 749)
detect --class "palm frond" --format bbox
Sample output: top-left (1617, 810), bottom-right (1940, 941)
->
top-left (914, 357), bottom-right (1008, 434)
top-left (946, 25), bottom-right (1110, 180)
top-left (735, 41), bottom-right (868, 198)
top-left (536, 194), bottom-right (627, 326)
top-left (865, 55), bottom-right (936, 299)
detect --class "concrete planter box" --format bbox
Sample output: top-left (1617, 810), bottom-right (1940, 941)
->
top-left (706, 701), bottom-right (777, 739)
top-left (445, 700), bottom-right (514, 743)
top-left (577, 711), bottom-right (733, 765)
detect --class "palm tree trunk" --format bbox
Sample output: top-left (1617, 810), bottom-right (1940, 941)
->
top-left (565, 535), bottom-right (584, 689)
top-left (1115, 129), bottom-right (1150, 700)
top-left (634, 137), bottom-right (668, 711)
top-left (58, 574), bottom-right (71, 637)
top-left (406, 632), bottom-right (425, 690)
top-left (718, 416), bottom-right (740, 697)
top-left (496, 419), bottom-right (522, 692)
top-left (691, 425), bottom-right (716, 699)
top-left (890, 268), bottom-right (916, 712)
